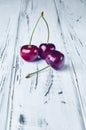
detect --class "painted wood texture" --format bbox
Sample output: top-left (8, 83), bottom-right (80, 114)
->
top-left (0, 0), bottom-right (86, 130)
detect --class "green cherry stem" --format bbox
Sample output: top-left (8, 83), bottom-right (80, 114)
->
top-left (25, 65), bottom-right (50, 78)
top-left (28, 11), bottom-right (50, 46)
top-left (41, 13), bottom-right (50, 43)
top-left (29, 12), bottom-right (43, 46)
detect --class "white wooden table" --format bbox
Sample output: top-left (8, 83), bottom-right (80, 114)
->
top-left (0, 0), bottom-right (86, 130)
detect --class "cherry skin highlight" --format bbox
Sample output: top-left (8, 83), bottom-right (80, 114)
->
top-left (20, 45), bottom-right (39, 61)
top-left (39, 43), bottom-right (55, 59)
top-left (45, 50), bottom-right (65, 70)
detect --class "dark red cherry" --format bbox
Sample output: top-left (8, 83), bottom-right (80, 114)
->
top-left (45, 50), bottom-right (64, 70)
top-left (39, 43), bottom-right (55, 59)
top-left (20, 45), bottom-right (39, 61)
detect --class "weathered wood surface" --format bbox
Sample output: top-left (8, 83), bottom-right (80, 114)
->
top-left (0, 0), bottom-right (86, 130)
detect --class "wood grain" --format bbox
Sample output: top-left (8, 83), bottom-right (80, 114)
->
top-left (0, 0), bottom-right (86, 130)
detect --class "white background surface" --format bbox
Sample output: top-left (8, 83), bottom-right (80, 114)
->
top-left (0, 0), bottom-right (86, 130)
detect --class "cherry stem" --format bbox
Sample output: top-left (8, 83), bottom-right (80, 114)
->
top-left (29, 12), bottom-right (42, 46)
top-left (41, 14), bottom-right (50, 43)
top-left (28, 11), bottom-right (50, 46)
top-left (25, 65), bottom-right (50, 78)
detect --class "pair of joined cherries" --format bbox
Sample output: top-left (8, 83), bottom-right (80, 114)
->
top-left (39, 43), bottom-right (64, 70)
top-left (20, 12), bottom-right (65, 78)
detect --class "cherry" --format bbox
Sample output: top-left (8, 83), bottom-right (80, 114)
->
top-left (38, 12), bottom-right (56, 59)
top-left (20, 12), bottom-right (44, 61)
top-left (39, 43), bottom-right (55, 59)
top-left (25, 50), bottom-right (65, 78)
top-left (45, 50), bottom-right (65, 70)
top-left (20, 45), bottom-right (39, 61)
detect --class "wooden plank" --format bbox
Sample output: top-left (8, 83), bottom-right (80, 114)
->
top-left (54, 0), bottom-right (86, 128)
top-left (0, 1), bottom-right (21, 130)
top-left (0, 0), bottom-right (86, 130)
